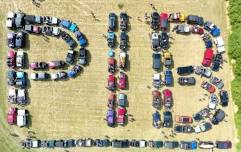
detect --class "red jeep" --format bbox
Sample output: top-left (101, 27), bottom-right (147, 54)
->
top-left (202, 48), bottom-right (214, 67)
top-left (117, 107), bottom-right (126, 125)
top-left (108, 93), bottom-right (116, 109)
top-left (160, 12), bottom-right (169, 31)
top-left (7, 49), bottom-right (16, 68)
top-left (108, 58), bottom-right (116, 73)
top-left (201, 81), bottom-right (216, 93)
top-left (118, 72), bottom-right (127, 90)
top-left (7, 107), bottom-right (17, 125)
top-left (163, 89), bottom-right (173, 109)
top-left (152, 90), bottom-right (162, 109)
top-left (107, 74), bottom-right (116, 91)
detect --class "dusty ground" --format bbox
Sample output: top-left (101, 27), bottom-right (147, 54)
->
top-left (0, 0), bottom-right (237, 152)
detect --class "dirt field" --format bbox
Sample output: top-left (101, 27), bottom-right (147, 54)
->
top-left (0, 0), bottom-right (237, 152)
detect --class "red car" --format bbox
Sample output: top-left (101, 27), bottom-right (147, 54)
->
top-left (202, 48), bottom-right (214, 67)
top-left (117, 107), bottom-right (126, 125)
top-left (107, 74), bottom-right (116, 91)
top-left (7, 49), bottom-right (16, 68)
top-left (108, 58), bottom-right (116, 73)
top-left (152, 90), bottom-right (162, 109)
top-left (118, 72), bottom-right (127, 90)
top-left (163, 89), bottom-right (173, 109)
top-left (201, 81), bottom-right (216, 93)
top-left (192, 25), bottom-right (204, 35)
top-left (7, 107), bottom-right (17, 125)
top-left (48, 60), bottom-right (66, 69)
top-left (175, 115), bottom-right (193, 123)
top-left (160, 12), bottom-right (169, 30)
top-left (108, 93), bottom-right (116, 109)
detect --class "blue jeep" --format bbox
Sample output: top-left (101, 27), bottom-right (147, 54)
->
top-left (69, 23), bottom-right (78, 32)
top-left (165, 70), bottom-right (173, 86)
top-left (107, 32), bottom-right (116, 48)
top-left (74, 31), bottom-right (87, 47)
top-left (60, 20), bottom-right (71, 29)
top-left (108, 13), bottom-right (117, 31)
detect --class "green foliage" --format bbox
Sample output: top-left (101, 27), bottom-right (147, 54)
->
top-left (229, 0), bottom-right (241, 28)
top-left (228, 28), bottom-right (241, 60)
top-left (228, 0), bottom-right (241, 150)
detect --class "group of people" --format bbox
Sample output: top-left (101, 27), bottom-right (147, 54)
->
top-left (32, 0), bottom-right (43, 7)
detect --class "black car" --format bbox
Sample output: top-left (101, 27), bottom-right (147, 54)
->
top-left (95, 139), bottom-right (110, 147)
top-left (64, 139), bottom-right (76, 148)
top-left (211, 54), bottom-right (223, 71)
top-left (148, 140), bottom-right (163, 148)
top-left (42, 26), bottom-right (53, 36)
top-left (7, 32), bottom-right (16, 48)
top-left (152, 53), bottom-right (161, 70)
top-left (79, 48), bottom-right (88, 65)
top-left (111, 139), bottom-right (129, 148)
top-left (177, 66), bottom-right (194, 75)
top-left (108, 13), bottom-right (117, 31)
top-left (178, 77), bottom-right (196, 85)
top-left (160, 32), bottom-right (169, 49)
top-left (216, 141), bottom-right (232, 149)
top-left (61, 31), bottom-right (77, 48)
top-left (24, 15), bottom-right (36, 24)
top-left (66, 49), bottom-right (76, 64)
top-left (120, 12), bottom-right (128, 31)
top-left (219, 90), bottom-right (229, 107)
top-left (151, 12), bottom-right (160, 30)
top-left (119, 32), bottom-right (128, 50)
top-left (129, 140), bottom-right (140, 147)
top-left (174, 125), bottom-right (194, 133)
top-left (163, 111), bottom-right (172, 128)
top-left (211, 109), bottom-right (225, 125)
top-left (193, 108), bottom-right (210, 122)
top-left (164, 141), bottom-right (179, 149)
top-left (15, 31), bottom-right (25, 48)
top-left (187, 15), bottom-right (204, 26)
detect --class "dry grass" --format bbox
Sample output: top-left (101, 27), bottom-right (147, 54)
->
top-left (0, 0), bottom-right (237, 151)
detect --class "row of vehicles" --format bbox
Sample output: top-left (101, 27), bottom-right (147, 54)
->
top-left (106, 93), bottom-right (128, 127)
top-left (177, 65), bottom-right (228, 106)
top-left (106, 12), bottom-right (129, 127)
top-left (30, 64), bottom-right (82, 80)
top-left (153, 108), bottom-right (225, 131)
top-left (7, 48), bottom-right (88, 69)
top-left (22, 138), bottom-right (231, 150)
top-left (107, 72), bottom-right (128, 91)
top-left (150, 12), bottom-right (174, 130)
top-left (6, 11), bottom-right (88, 48)
top-left (7, 107), bottom-right (29, 127)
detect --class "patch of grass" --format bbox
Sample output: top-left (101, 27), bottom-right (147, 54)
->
top-left (228, 0), bottom-right (241, 150)
top-left (117, 2), bottom-right (124, 9)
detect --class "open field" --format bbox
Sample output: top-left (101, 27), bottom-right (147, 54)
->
top-left (0, 0), bottom-right (237, 151)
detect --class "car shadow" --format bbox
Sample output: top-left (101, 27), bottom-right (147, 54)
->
top-left (24, 52), bottom-right (29, 69)
top-left (26, 110), bottom-right (32, 128)
top-left (24, 33), bottom-right (30, 51)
